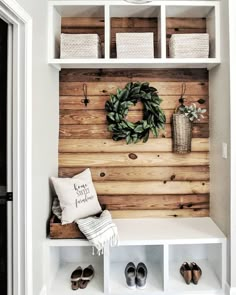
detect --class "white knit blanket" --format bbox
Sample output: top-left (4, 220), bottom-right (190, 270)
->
top-left (76, 210), bottom-right (119, 254)
top-left (52, 197), bottom-right (119, 254)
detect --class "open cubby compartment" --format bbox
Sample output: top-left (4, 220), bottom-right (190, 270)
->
top-left (45, 245), bottom-right (104, 295)
top-left (165, 3), bottom-right (220, 59)
top-left (167, 243), bottom-right (225, 294)
top-left (48, 3), bottom-right (105, 60)
top-left (106, 245), bottom-right (164, 295)
top-left (109, 5), bottom-right (161, 59)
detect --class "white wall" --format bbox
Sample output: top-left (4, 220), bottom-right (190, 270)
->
top-left (228, 0), bottom-right (236, 288)
top-left (15, 0), bottom-right (59, 294)
top-left (209, 0), bottom-right (231, 286)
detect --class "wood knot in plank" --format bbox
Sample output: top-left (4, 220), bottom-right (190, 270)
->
top-left (100, 172), bottom-right (106, 178)
top-left (170, 174), bottom-right (176, 181)
top-left (129, 153), bottom-right (138, 160)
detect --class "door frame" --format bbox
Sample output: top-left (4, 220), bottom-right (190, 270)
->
top-left (0, 1), bottom-right (32, 295)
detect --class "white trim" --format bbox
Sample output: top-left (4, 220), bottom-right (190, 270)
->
top-left (0, 1), bottom-right (32, 295)
top-left (225, 283), bottom-right (236, 295)
top-left (39, 286), bottom-right (47, 295)
top-left (7, 22), bottom-right (13, 295)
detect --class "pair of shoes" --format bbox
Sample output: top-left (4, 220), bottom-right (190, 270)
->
top-left (70, 265), bottom-right (94, 290)
top-left (125, 262), bottom-right (148, 290)
top-left (180, 262), bottom-right (202, 285)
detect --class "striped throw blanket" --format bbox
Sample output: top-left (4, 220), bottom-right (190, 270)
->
top-left (76, 210), bottom-right (119, 254)
top-left (52, 197), bottom-right (119, 254)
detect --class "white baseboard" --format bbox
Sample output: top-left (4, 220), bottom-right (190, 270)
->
top-left (225, 283), bottom-right (236, 295)
top-left (39, 286), bottom-right (47, 295)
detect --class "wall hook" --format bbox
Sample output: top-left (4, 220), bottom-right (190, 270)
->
top-left (81, 83), bottom-right (90, 107)
top-left (179, 83), bottom-right (186, 105)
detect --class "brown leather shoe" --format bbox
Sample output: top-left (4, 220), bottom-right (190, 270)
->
top-left (180, 262), bottom-right (192, 285)
top-left (79, 265), bottom-right (95, 289)
top-left (70, 266), bottom-right (82, 290)
top-left (191, 262), bottom-right (202, 285)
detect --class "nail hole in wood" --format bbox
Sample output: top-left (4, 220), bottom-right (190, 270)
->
top-left (100, 172), bottom-right (106, 177)
top-left (157, 155), bottom-right (160, 157)
top-left (163, 180), bottom-right (167, 184)
top-left (129, 153), bottom-right (138, 160)
top-left (202, 183), bottom-right (205, 186)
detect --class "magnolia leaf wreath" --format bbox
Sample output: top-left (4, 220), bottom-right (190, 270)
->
top-left (105, 82), bottom-right (166, 144)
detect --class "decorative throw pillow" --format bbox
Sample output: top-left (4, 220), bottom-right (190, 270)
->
top-left (51, 168), bottom-right (102, 225)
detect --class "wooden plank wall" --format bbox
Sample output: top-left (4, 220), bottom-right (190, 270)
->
top-left (59, 68), bottom-right (210, 218)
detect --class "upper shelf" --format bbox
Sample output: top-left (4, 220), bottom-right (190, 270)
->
top-left (48, 1), bottom-right (221, 70)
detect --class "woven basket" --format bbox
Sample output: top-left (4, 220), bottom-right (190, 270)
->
top-left (169, 33), bottom-right (209, 58)
top-left (172, 113), bottom-right (192, 154)
top-left (116, 32), bottom-right (154, 59)
top-left (60, 33), bottom-right (101, 59)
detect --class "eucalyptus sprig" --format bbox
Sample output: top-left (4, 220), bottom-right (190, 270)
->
top-left (179, 103), bottom-right (207, 122)
top-left (105, 82), bottom-right (166, 144)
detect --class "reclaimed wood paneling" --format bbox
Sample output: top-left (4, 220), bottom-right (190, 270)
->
top-left (60, 81), bottom-right (208, 96)
top-left (59, 166), bottom-right (210, 181)
top-left (110, 209), bottom-right (209, 218)
top-left (59, 152), bottom-right (209, 167)
top-left (59, 138), bottom-right (209, 153)
top-left (60, 109), bottom-right (209, 124)
top-left (98, 194), bottom-right (209, 210)
top-left (60, 69), bottom-right (208, 82)
top-left (59, 124), bottom-right (209, 139)
top-left (59, 69), bottom-right (210, 218)
top-left (59, 95), bottom-right (208, 110)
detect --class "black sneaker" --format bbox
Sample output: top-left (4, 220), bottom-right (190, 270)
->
top-left (136, 262), bottom-right (148, 289)
top-left (125, 262), bottom-right (136, 289)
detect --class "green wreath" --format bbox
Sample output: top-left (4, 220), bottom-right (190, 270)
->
top-left (105, 82), bottom-right (166, 144)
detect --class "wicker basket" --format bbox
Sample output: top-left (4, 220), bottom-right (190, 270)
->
top-left (116, 32), bottom-right (154, 59)
top-left (169, 33), bottom-right (209, 58)
top-left (60, 33), bottom-right (101, 59)
top-left (172, 113), bottom-right (192, 154)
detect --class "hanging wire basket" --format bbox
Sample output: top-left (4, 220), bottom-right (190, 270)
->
top-left (172, 113), bottom-right (192, 154)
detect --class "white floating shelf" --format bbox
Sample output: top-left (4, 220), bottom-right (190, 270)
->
top-left (49, 58), bottom-right (220, 70)
top-left (48, 0), bottom-right (221, 70)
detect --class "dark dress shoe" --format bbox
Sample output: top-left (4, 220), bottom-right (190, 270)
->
top-left (125, 262), bottom-right (136, 289)
top-left (79, 265), bottom-right (94, 289)
top-left (191, 262), bottom-right (202, 284)
top-left (180, 262), bottom-right (192, 285)
top-left (70, 266), bottom-right (82, 290)
top-left (136, 262), bottom-right (148, 289)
